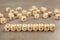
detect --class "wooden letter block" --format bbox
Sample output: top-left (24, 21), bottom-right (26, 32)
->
top-left (20, 16), bottom-right (27, 22)
top-left (44, 24), bottom-right (49, 31)
top-left (39, 24), bottom-right (44, 31)
top-left (22, 24), bottom-right (28, 31)
top-left (49, 24), bottom-right (55, 31)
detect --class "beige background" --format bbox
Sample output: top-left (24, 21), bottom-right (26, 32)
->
top-left (0, 0), bottom-right (60, 40)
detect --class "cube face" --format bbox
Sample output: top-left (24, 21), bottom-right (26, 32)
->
top-left (22, 24), bottom-right (28, 31)
top-left (16, 7), bottom-right (22, 11)
top-left (14, 11), bottom-right (18, 16)
top-left (4, 24), bottom-right (11, 31)
top-left (29, 9), bottom-right (33, 14)
top-left (48, 11), bottom-right (52, 17)
top-left (32, 24), bottom-right (39, 31)
top-left (32, 6), bottom-right (38, 11)
top-left (32, 11), bottom-right (37, 16)
top-left (49, 24), bottom-right (55, 31)
top-left (26, 12), bottom-right (31, 17)
top-left (20, 16), bottom-right (27, 22)
top-left (43, 13), bottom-right (48, 19)
top-left (43, 24), bottom-right (49, 31)
top-left (40, 7), bottom-right (47, 13)
top-left (54, 9), bottom-right (60, 15)
top-left (1, 18), bottom-right (7, 24)
top-left (8, 14), bottom-right (15, 20)
top-left (22, 10), bottom-right (27, 15)
top-left (39, 24), bottom-right (44, 31)
top-left (55, 14), bottom-right (60, 20)
top-left (34, 14), bottom-right (39, 20)
top-left (10, 24), bottom-right (16, 31)
top-left (6, 7), bottom-right (11, 12)
top-left (27, 24), bottom-right (33, 31)
top-left (17, 13), bottom-right (22, 19)
top-left (16, 24), bottom-right (22, 31)
top-left (10, 9), bottom-right (14, 13)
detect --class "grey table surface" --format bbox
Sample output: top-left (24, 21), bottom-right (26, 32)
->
top-left (0, 0), bottom-right (60, 40)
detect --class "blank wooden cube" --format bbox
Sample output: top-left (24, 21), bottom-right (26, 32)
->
top-left (16, 24), bottom-right (22, 31)
top-left (43, 13), bottom-right (49, 19)
top-left (39, 24), bottom-right (44, 31)
top-left (27, 24), bottom-right (33, 31)
top-left (6, 7), bottom-right (11, 12)
top-left (22, 24), bottom-right (28, 31)
top-left (0, 13), bottom-right (4, 18)
top-left (1, 18), bottom-right (7, 24)
top-left (16, 7), bottom-right (22, 11)
top-left (4, 24), bottom-right (11, 31)
top-left (20, 16), bottom-right (27, 22)
top-left (34, 14), bottom-right (39, 20)
top-left (49, 24), bottom-right (55, 31)
top-left (10, 24), bottom-right (16, 31)
top-left (32, 24), bottom-right (39, 31)
top-left (43, 24), bottom-right (49, 31)
top-left (40, 7), bottom-right (47, 13)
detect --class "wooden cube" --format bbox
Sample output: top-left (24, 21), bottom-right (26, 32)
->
top-left (10, 9), bottom-right (14, 13)
top-left (54, 9), bottom-right (60, 15)
top-left (16, 7), bottom-right (22, 11)
top-left (22, 10), bottom-right (27, 15)
top-left (43, 24), bottom-right (49, 31)
top-left (22, 24), bottom-right (28, 31)
top-left (34, 14), bottom-right (39, 20)
top-left (8, 13), bottom-right (15, 20)
top-left (29, 9), bottom-right (33, 14)
top-left (1, 18), bottom-right (7, 24)
top-left (32, 24), bottom-right (39, 31)
top-left (26, 12), bottom-right (31, 17)
top-left (4, 24), bottom-right (11, 31)
top-left (40, 7), bottom-right (47, 13)
top-left (48, 11), bottom-right (52, 17)
top-left (32, 11), bottom-right (38, 16)
top-left (32, 6), bottom-right (38, 11)
top-left (14, 11), bottom-right (18, 16)
top-left (27, 24), bottom-right (33, 31)
top-left (16, 24), bottom-right (22, 31)
top-left (55, 14), bottom-right (60, 20)
top-left (6, 7), bottom-right (11, 12)
top-left (16, 13), bottom-right (22, 19)
top-left (20, 16), bottom-right (27, 22)
top-left (43, 13), bottom-right (48, 19)
top-left (10, 24), bottom-right (16, 31)
top-left (49, 24), bottom-right (55, 31)
top-left (39, 24), bottom-right (44, 31)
